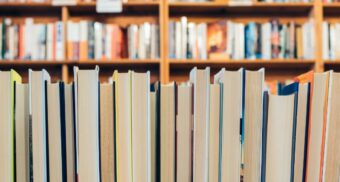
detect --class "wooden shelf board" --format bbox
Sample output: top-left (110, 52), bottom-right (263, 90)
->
top-left (169, 2), bottom-right (313, 15)
top-left (78, 59), bottom-right (160, 65)
top-left (0, 60), bottom-right (73, 66)
top-left (69, 1), bottom-right (159, 14)
top-left (323, 3), bottom-right (340, 16)
top-left (169, 59), bottom-right (315, 69)
top-left (0, 2), bottom-right (52, 6)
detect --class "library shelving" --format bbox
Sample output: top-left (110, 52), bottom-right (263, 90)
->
top-left (1, 0), bottom-right (340, 83)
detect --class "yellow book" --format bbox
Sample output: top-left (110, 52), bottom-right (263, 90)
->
top-left (0, 70), bottom-right (22, 182)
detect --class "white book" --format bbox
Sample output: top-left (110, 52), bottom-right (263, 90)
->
top-left (150, 24), bottom-right (158, 59)
top-left (227, 21), bottom-right (234, 58)
top-left (190, 67), bottom-right (210, 182)
top-left (8, 26), bottom-right (15, 60)
top-left (47, 23), bottom-right (54, 60)
top-left (214, 68), bottom-right (243, 182)
top-left (29, 69), bottom-right (51, 182)
top-left (187, 22), bottom-right (196, 59)
top-left (114, 70), bottom-right (133, 182)
top-left (128, 25), bottom-right (138, 59)
top-left (47, 82), bottom-right (66, 182)
top-left (176, 83), bottom-right (193, 182)
top-left (175, 22), bottom-right (182, 59)
top-left (24, 18), bottom-right (34, 59)
top-left (234, 23), bottom-right (245, 60)
top-left (56, 21), bottom-right (65, 61)
top-left (94, 22), bottom-right (103, 60)
top-left (64, 84), bottom-right (76, 182)
top-left (265, 94), bottom-right (296, 182)
top-left (15, 83), bottom-right (30, 182)
top-left (243, 69), bottom-right (265, 182)
top-left (138, 25), bottom-right (146, 59)
top-left (105, 25), bottom-right (112, 60)
top-left (208, 83), bottom-right (220, 182)
top-left (143, 23), bottom-right (151, 59)
top-left (335, 24), bottom-right (340, 59)
top-left (131, 71), bottom-right (151, 182)
top-left (0, 71), bottom-right (22, 182)
top-left (160, 82), bottom-right (176, 182)
top-left (76, 67), bottom-right (100, 182)
top-left (262, 22), bottom-right (271, 60)
top-left (181, 17), bottom-right (188, 59)
top-left (197, 23), bottom-right (207, 60)
top-left (322, 22), bottom-right (330, 60)
top-left (329, 24), bottom-right (335, 60)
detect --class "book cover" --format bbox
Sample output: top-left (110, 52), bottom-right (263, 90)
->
top-left (207, 21), bottom-right (228, 59)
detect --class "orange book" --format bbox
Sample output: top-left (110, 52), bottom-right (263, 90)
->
top-left (79, 21), bottom-right (88, 61)
top-left (111, 25), bottom-right (121, 59)
top-left (67, 42), bottom-right (73, 60)
top-left (19, 25), bottom-right (25, 59)
top-left (297, 71), bottom-right (332, 182)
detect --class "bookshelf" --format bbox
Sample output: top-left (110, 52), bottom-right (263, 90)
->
top-left (1, 0), bottom-right (339, 84)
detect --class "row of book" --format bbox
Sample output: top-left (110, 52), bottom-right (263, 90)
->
top-left (169, 17), bottom-right (315, 60)
top-left (1, 67), bottom-right (339, 182)
top-left (0, 18), bottom-right (160, 61)
top-left (67, 21), bottom-right (160, 60)
top-left (323, 22), bottom-right (340, 60)
top-left (0, 18), bottom-right (65, 61)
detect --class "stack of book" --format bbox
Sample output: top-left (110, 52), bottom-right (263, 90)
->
top-left (0, 67), bottom-right (339, 182)
top-left (323, 22), bottom-right (340, 60)
top-left (0, 18), bottom-right (65, 61)
top-left (169, 17), bottom-right (315, 60)
top-left (67, 21), bottom-right (160, 60)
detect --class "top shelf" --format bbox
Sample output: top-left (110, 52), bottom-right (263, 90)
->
top-left (0, 1), bottom-right (160, 15)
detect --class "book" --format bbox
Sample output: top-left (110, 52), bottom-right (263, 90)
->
top-left (190, 67), bottom-right (210, 182)
top-left (76, 67), bottom-right (100, 182)
top-left (150, 85), bottom-right (159, 182)
top-left (160, 82), bottom-right (176, 182)
top-left (278, 83), bottom-right (300, 181)
top-left (132, 71), bottom-right (151, 182)
top-left (323, 72), bottom-right (340, 181)
top-left (114, 70), bottom-right (133, 182)
top-left (47, 82), bottom-right (67, 182)
top-left (151, 82), bottom-right (161, 182)
top-left (305, 71), bottom-right (331, 182)
top-left (0, 70), bottom-right (22, 182)
top-left (265, 93), bottom-right (297, 182)
top-left (243, 69), bottom-right (265, 182)
top-left (208, 83), bottom-right (220, 182)
top-left (294, 83), bottom-right (310, 182)
top-left (15, 83), bottom-right (30, 182)
top-left (64, 83), bottom-right (76, 182)
top-left (29, 69), bottom-right (51, 182)
top-left (214, 68), bottom-right (243, 182)
top-left (100, 83), bottom-right (115, 182)
top-left (176, 83), bottom-right (193, 182)
top-left (207, 21), bottom-right (228, 59)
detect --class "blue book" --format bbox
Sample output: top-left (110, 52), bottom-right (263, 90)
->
top-left (245, 22), bottom-right (257, 59)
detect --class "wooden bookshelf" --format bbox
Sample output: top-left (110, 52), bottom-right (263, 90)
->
top-left (0, 0), bottom-right (339, 83)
